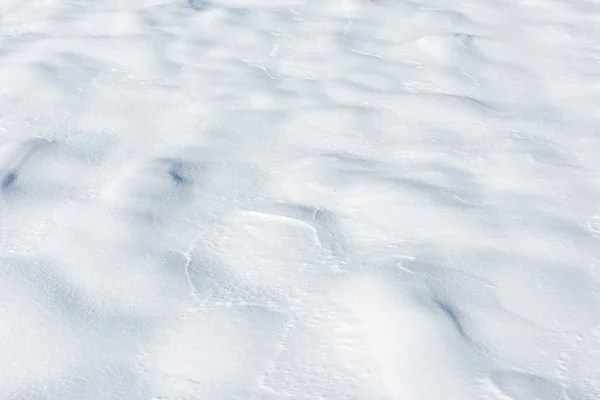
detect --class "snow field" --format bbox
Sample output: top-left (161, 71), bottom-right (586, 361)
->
top-left (1, 0), bottom-right (600, 399)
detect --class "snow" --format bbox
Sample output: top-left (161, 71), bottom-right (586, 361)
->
top-left (1, 0), bottom-right (600, 398)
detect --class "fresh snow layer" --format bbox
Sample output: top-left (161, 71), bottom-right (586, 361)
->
top-left (1, 0), bottom-right (600, 399)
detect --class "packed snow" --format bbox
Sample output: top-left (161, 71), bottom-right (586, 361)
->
top-left (1, 0), bottom-right (600, 398)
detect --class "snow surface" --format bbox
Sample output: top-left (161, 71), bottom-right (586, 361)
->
top-left (1, 0), bottom-right (600, 398)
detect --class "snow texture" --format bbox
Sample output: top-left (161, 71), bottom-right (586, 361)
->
top-left (1, 0), bottom-right (600, 399)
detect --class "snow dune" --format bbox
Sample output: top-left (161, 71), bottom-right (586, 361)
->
top-left (1, 0), bottom-right (600, 398)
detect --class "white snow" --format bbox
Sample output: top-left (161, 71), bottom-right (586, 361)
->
top-left (1, 0), bottom-right (600, 398)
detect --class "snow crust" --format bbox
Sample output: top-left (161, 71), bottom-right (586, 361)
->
top-left (1, 0), bottom-right (600, 399)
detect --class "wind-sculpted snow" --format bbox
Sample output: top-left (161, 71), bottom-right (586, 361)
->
top-left (1, 0), bottom-right (600, 399)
